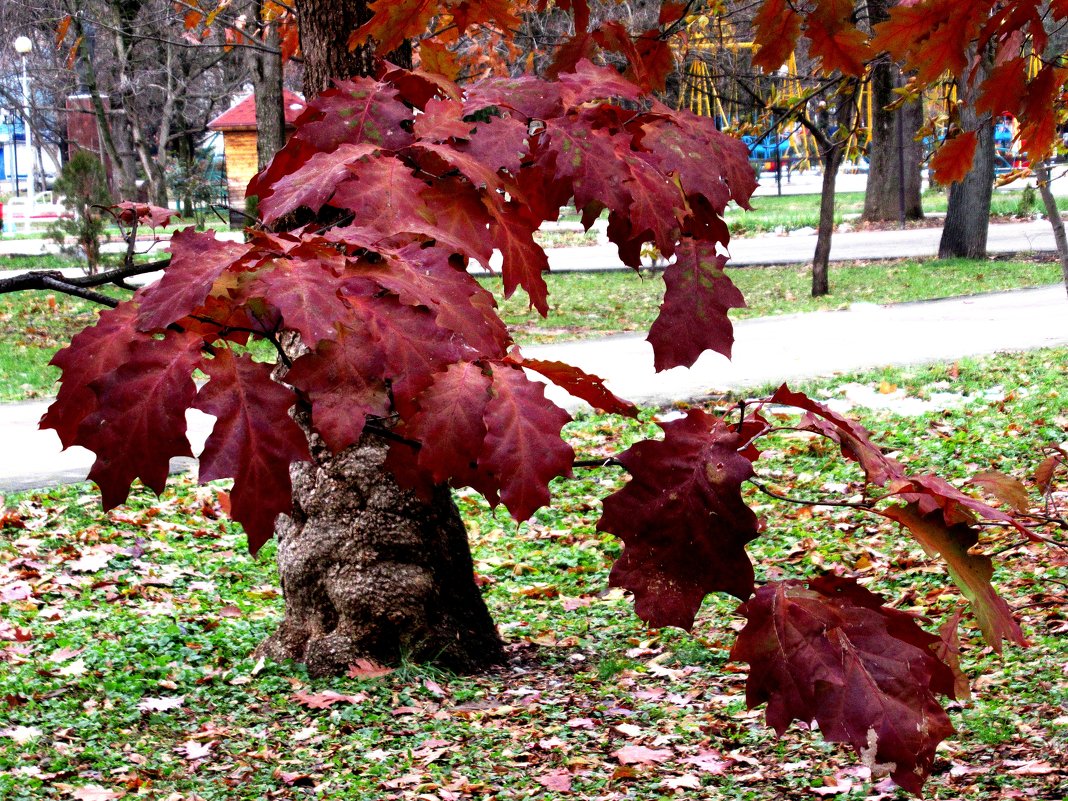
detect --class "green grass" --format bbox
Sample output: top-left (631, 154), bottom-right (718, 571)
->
top-left (0, 348), bottom-right (1064, 799)
top-left (487, 257), bottom-right (1062, 342)
top-left (719, 188), bottom-right (1068, 235)
top-left (0, 256), bottom-right (1060, 402)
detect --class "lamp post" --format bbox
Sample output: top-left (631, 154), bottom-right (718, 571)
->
top-left (14, 35), bottom-right (34, 232)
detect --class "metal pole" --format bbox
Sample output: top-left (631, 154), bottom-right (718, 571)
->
top-left (21, 54), bottom-right (34, 232)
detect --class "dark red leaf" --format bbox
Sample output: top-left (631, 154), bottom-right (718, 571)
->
top-left (79, 330), bottom-right (204, 509)
top-left (284, 326), bottom-right (390, 453)
top-left (879, 503), bottom-right (1027, 651)
top-left (479, 364), bottom-right (574, 521)
top-left (647, 241), bottom-right (745, 371)
top-left (113, 201), bottom-right (175, 228)
top-left (194, 351), bottom-right (310, 553)
top-left (41, 302), bottom-right (144, 448)
top-left (137, 229), bottom-right (252, 332)
top-left (770, 385), bottom-right (905, 486)
top-left (598, 410), bottom-right (760, 628)
top-left (406, 361), bottom-right (493, 487)
top-left (509, 353), bottom-right (638, 418)
top-left (249, 257), bottom-right (351, 349)
top-left (258, 142), bottom-right (381, 223)
top-left (731, 577), bottom-right (955, 796)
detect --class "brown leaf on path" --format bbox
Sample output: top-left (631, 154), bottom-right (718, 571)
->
top-left (613, 744), bottom-right (673, 765)
top-left (292, 689), bottom-right (368, 709)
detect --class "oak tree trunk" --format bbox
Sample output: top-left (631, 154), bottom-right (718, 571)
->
top-left (249, 2), bottom-right (287, 171)
top-left (939, 59), bottom-right (995, 259)
top-left (255, 0), bottom-right (503, 675)
top-left (255, 419), bottom-right (504, 676)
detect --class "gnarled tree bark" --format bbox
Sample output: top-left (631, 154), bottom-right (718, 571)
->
top-left (253, 0), bottom-right (503, 675)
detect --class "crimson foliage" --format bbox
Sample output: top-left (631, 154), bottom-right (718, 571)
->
top-left (42, 60), bottom-right (1032, 794)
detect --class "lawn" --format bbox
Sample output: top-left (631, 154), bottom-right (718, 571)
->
top-left (551, 187), bottom-right (1068, 237)
top-left (0, 255), bottom-right (1061, 402)
top-left (1, 349), bottom-right (1065, 800)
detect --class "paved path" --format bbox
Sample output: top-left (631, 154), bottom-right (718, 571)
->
top-left (2, 283), bottom-right (1064, 494)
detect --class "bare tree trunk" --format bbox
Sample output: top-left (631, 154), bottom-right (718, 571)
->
top-left (249, 1), bottom-right (286, 170)
top-left (254, 0), bottom-right (503, 675)
top-left (939, 57), bottom-right (995, 259)
top-left (69, 7), bottom-right (139, 199)
top-left (861, 67), bottom-right (924, 222)
top-left (812, 83), bottom-right (859, 297)
top-left (1035, 161), bottom-right (1068, 299)
top-left (861, 0), bottom-right (923, 223)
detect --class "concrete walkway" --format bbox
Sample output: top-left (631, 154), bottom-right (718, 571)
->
top-left (2, 281), bottom-right (1065, 493)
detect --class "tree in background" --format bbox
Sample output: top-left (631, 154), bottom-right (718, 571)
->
top-left (46, 151), bottom-right (113, 273)
top-left (860, 0), bottom-right (924, 224)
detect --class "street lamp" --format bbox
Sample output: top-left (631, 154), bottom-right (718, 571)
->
top-left (13, 35), bottom-right (34, 232)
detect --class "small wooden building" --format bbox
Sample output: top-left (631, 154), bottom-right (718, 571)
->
top-left (208, 89), bottom-right (306, 213)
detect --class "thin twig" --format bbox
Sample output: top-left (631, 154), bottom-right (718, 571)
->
top-left (749, 478), bottom-right (874, 510)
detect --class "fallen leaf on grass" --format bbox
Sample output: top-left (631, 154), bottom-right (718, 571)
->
top-left (811, 777), bottom-right (852, 795)
top-left (292, 689), bottom-right (368, 709)
top-left (1, 725), bottom-right (42, 743)
top-left (681, 750), bottom-right (730, 774)
top-left (178, 740), bottom-right (214, 760)
top-left (536, 769), bottom-right (573, 792)
top-left (613, 723), bottom-right (644, 738)
top-left (346, 658), bottom-right (393, 679)
top-left (137, 696), bottom-right (185, 712)
top-left (1004, 760), bottom-right (1058, 775)
top-left (613, 745), bottom-right (672, 765)
top-left (661, 773), bottom-right (701, 789)
top-left (69, 785), bottom-right (125, 801)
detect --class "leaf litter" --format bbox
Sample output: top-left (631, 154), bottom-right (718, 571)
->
top-left (0, 350), bottom-right (1064, 799)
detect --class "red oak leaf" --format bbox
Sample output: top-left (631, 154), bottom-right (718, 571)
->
top-left (406, 361), bottom-right (493, 489)
top-left (770, 385), bottom-right (905, 486)
top-left (113, 201), bottom-right (175, 228)
top-left (598, 409), bottom-right (760, 629)
top-left (257, 142), bottom-right (381, 223)
top-left (284, 326), bottom-right (390, 453)
top-left (479, 364), bottom-right (574, 521)
top-left (731, 577), bottom-right (956, 795)
top-left (647, 240), bottom-right (745, 371)
top-left (879, 503), bottom-right (1026, 651)
top-left (249, 257), bottom-right (351, 349)
top-left (341, 280), bottom-right (465, 418)
top-left (42, 302), bottom-right (144, 448)
top-left (928, 131), bottom-right (978, 186)
top-left (412, 98), bottom-right (473, 142)
top-left (78, 329), bottom-right (204, 509)
top-left (194, 351), bottom-right (310, 553)
top-left (510, 354), bottom-right (638, 418)
top-left (752, 0), bottom-right (803, 74)
top-left (137, 229), bottom-right (252, 332)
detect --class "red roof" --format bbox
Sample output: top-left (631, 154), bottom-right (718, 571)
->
top-left (208, 89), bottom-right (306, 132)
